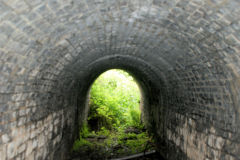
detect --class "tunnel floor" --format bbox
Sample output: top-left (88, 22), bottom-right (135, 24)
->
top-left (68, 126), bottom-right (164, 160)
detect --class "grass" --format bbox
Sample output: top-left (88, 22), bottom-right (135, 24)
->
top-left (72, 125), bottom-right (155, 159)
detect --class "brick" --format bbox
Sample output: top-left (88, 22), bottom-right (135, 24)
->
top-left (0, 0), bottom-right (239, 160)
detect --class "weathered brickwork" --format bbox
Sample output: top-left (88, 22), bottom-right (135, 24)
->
top-left (165, 113), bottom-right (238, 160)
top-left (0, 0), bottom-right (240, 159)
top-left (0, 106), bottom-right (76, 160)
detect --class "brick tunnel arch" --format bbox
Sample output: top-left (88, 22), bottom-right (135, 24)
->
top-left (75, 54), bottom-right (167, 137)
top-left (0, 0), bottom-right (240, 159)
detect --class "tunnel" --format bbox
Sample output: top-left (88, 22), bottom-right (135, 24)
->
top-left (0, 0), bottom-right (240, 159)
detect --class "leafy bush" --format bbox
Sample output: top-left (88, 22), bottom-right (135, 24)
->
top-left (72, 69), bottom-right (150, 154)
top-left (72, 123), bottom-right (91, 151)
top-left (88, 69), bottom-right (141, 130)
top-left (80, 123), bottom-right (90, 138)
top-left (72, 138), bottom-right (93, 151)
top-left (96, 127), bottom-right (110, 136)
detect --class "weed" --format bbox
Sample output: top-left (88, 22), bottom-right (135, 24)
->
top-left (71, 70), bottom-right (155, 158)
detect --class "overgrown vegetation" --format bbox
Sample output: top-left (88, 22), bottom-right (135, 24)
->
top-left (72, 125), bottom-right (154, 159)
top-left (88, 69), bottom-right (142, 130)
top-left (71, 69), bottom-right (155, 159)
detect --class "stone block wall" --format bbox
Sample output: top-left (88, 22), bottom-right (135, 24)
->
top-left (0, 90), bottom-right (77, 160)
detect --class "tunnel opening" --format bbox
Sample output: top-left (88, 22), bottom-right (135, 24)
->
top-left (74, 54), bottom-right (167, 139)
top-left (68, 55), bottom-right (168, 159)
top-left (70, 69), bottom-right (159, 159)
top-left (86, 69), bottom-right (142, 132)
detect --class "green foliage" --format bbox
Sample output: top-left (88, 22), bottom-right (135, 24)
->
top-left (80, 123), bottom-right (89, 138)
top-left (96, 127), bottom-right (110, 136)
top-left (72, 123), bottom-right (91, 151)
top-left (128, 108), bottom-right (143, 128)
top-left (72, 69), bottom-right (153, 156)
top-left (72, 138), bottom-right (93, 152)
top-left (122, 132), bottom-right (152, 154)
top-left (89, 69), bottom-right (141, 130)
top-left (72, 126), bottom-right (153, 156)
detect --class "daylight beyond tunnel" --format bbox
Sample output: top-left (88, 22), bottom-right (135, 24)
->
top-left (0, 0), bottom-right (240, 160)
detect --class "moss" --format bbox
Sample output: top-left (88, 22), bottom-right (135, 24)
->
top-left (71, 125), bottom-right (155, 159)
top-left (72, 138), bottom-right (93, 151)
top-left (96, 127), bottom-right (110, 136)
top-left (80, 123), bottom-right (90, 138)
